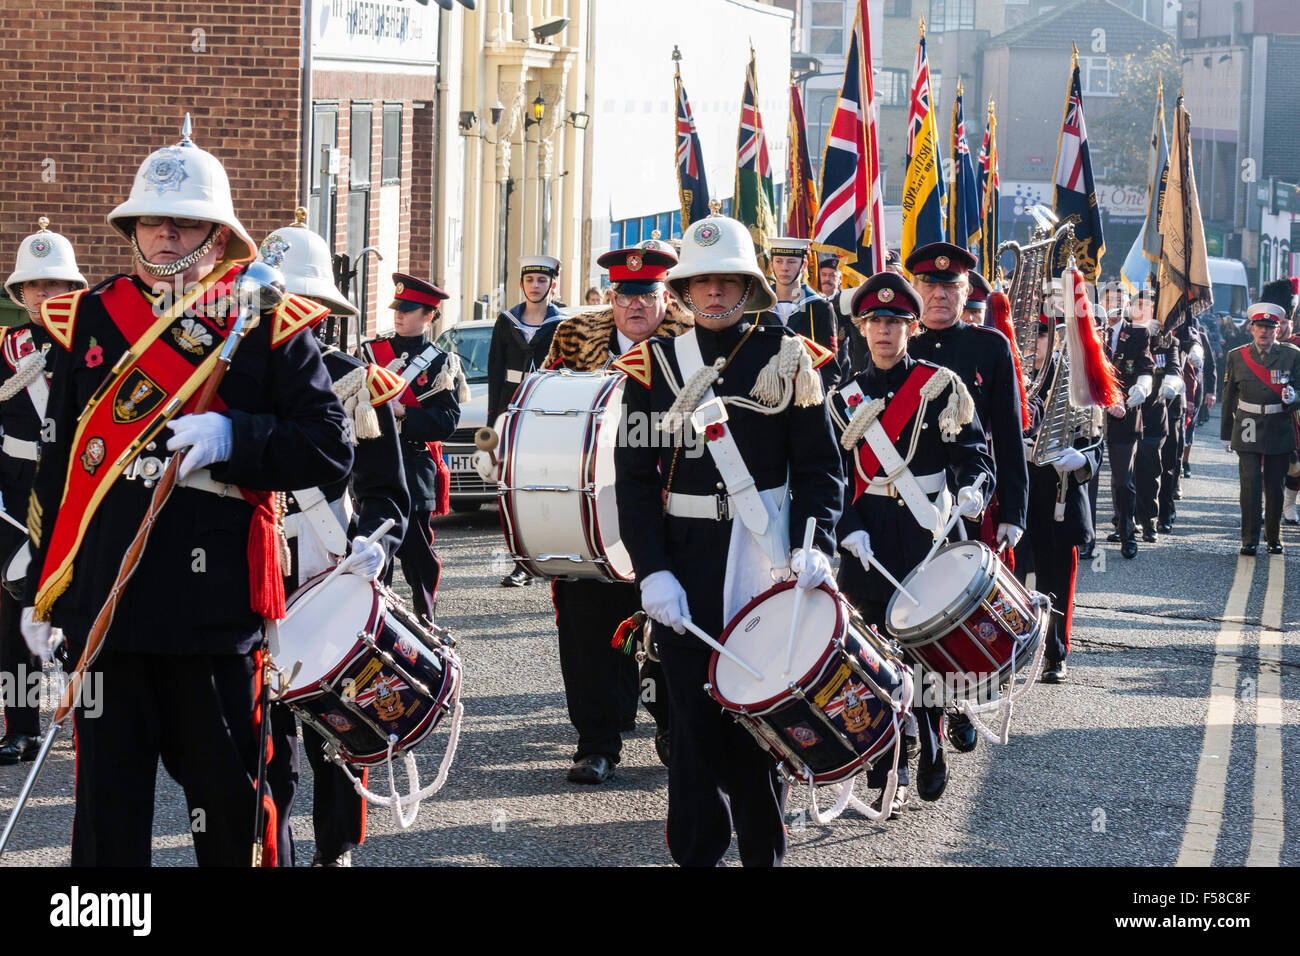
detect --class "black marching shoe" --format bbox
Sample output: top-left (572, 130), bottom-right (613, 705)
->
top-left (1267, 541), bottom-right (1284, 555)
top-left (946, 713), bottom-right (979, 753)
top-left (871, 786), bottom-right (909, 816)
top-left (1183, 463), bottom-right (1191, 478)
top-left (311, 850), bottom-right (352, 867)
top-left (500, 567), bottom-right (533, 588)
top-left (1240, 543), bottom-right (1258, 556)
top-left (1042, 659), bottom-right (1069, 684)
top-left (1142, 525), bottom-right (1158, 543)
top-left (1078, 543), bottom-right (1096, 560)
top-left (1121, 539), bottom-right (1139, 559)
top-left (916, 748), bottom-right (948, 802)
top-left (567, 754), bottom-right (615, 784)
top-left (0, 734), bottom-right (39, 765)
top-left (1106, 531), bottom-right (1122, 543)
top-left (653, 729), bottom-right (670, 766)
top-left (1157, 521), bottom-right (1173, 534)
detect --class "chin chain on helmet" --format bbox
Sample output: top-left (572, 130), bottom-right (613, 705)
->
top-left (130, 223), bottom-right (221, 278)
top-left (683, 277), bottom-right (752, 321)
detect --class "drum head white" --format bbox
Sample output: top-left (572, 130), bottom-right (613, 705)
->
top-left (277, 573), bottom-right (375, 687)
top-left (4, 542), bottom-right (29, 585)
top-left (888, 541), bottom-right (986, 633)
top-left (714, 587), bottom-right (838, 706)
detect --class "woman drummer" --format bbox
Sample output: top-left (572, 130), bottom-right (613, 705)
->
top-left (829, 271), bottom-right (992, 813)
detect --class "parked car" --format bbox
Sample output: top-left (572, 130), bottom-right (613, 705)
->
top-left (434, 319), bottom-right (496, 511)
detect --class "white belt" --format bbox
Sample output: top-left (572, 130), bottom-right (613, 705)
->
top-left (666, 491), bottom-right (737, 521)
top-left (861, 471), bottom-right (947, 497)
top-left (283, 487), bottom-right (352, 553)
top-left (121, 453), bottom-right (241, 497)
top-left (1, 435), bottom-right (38, 461)
top-left (1238, 400), bottom-right (1284, 415)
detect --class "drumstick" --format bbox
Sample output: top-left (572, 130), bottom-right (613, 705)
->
top-left (865, 552), bottom-right (920, 606)
top-left (682, 620), bottom-right (764, 681)
top-left (782, 517), bottom-right (817, 677)
top-left (281, 518), bottom-right (396, 624)
top-left (916, 472), bottom-right (987, 574)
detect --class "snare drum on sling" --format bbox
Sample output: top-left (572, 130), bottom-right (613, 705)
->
top-left (707, 581), bottom-right (912, 786)
top-left (886, 540), bottom-right (1048, 703)
top-left (497, 369), bottom-right (634, 582)
top-left (273, 572), bottom-right (462, 766)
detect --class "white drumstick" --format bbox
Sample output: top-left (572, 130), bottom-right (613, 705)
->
top-left (916, 472), bottom-right (987, 574)
top-left (782, 517), bottom-right (817, 677)
top-left (682, 620), bottom-right (764, 681)
top-left (866, 552), bottom-right (920, 607)
top-left (281, 518), bottom-right (396, 624)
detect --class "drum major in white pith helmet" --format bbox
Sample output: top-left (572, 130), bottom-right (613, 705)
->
top-left (666, 216), bottom-right (776, 315)
top-left (258, 207), bottom-right (357, 317)
top-left (5, 216), bottom-right (87, 304)
top-left (107, 114), bottom-right (257, 275)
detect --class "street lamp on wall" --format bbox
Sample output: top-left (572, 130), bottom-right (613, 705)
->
top-left (458, 100), bottom-right (506, 145)
top-left (567, 111), bottom-right (590, 131)
top-left (525, 94), bottom-right (546, 129)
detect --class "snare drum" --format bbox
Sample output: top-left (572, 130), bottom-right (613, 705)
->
top-left (497, 369), bottom-right (633, 581)
top-left (885, 540), bottom-right (1048, 702)
top-left (708, 581), bottom-right (911, 786)
top-left (2, 539), bottom-right (28, 601)
top-left (274, 573), bottom-right (462, 766)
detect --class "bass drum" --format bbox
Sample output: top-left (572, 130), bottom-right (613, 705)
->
top-left (497, 369), bottom-right (633, 582)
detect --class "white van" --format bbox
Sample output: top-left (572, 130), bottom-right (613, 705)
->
top-left (1207, 256), bottom-right (1249, 325)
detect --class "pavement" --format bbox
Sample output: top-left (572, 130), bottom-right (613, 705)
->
top-left (2, 409), bottom-right (1296, 867)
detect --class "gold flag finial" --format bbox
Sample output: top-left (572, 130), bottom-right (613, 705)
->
top-left (919, 15), bottom-right (926, 38)
top-left (672, 45), bottom-right (681, 63)
top-left (1071, 43), bottom-right (1079, 64)
top-left (957, 77), bottom-right (964, 96)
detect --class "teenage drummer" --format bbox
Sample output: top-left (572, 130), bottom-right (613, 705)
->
top-left (829, 272), bottom-right (992, 814)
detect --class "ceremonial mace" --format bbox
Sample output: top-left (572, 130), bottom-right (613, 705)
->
top-left (0, 260), bottom-right (285, 857)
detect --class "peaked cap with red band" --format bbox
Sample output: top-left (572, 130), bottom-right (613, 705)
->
top-left (390, 272), bottom-right (449, 311)
top-left (906, 241), bottom-right (977, 283)
top-left (965, 271), bottom-right (991, 309)
top-left (849, 272), bottom-right (923, 319)
top-left (597, 246), bottom-right (677, 294)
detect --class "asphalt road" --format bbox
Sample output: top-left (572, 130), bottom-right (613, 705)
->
top-left (2, 409), bottom-right (1296, 867)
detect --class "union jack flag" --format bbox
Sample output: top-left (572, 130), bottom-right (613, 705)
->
top-left (1052, 49), bottom-right (1105, 280)
top-left (738, 76), bottom-right (771, 177)
top-left (674, 53), bottom-right (710, 228)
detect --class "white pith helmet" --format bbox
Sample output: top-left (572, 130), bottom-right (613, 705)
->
top-left (257, 208), bottom-right (357, 317)
top-left (666, 215), bottom-right (775, 314)
top-left (5, 217), bottom-right (87, 302)
top-left (107, 114), bottom-right (256, 266)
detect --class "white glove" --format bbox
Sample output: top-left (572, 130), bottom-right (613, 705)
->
top-left (20, 607), bottom-right (61, 662)
top-left (1284, 385), bottom-right (1297, 405)
top-left (639, 570), bottom-right (691, 635)
top-left (1223, 440), bottom-right (1232, 453)
top-left (1053, 447), bottom-right (1087, 472)
top-left (166, 412), bottom-right (233, 481)
top-left (841, 530), bottom-right (873, 572)
top-left (1188, 342), bottom-right (1205, 371)
top-left (1127, 374), bottom-right (1153, 408)
top-left (1158, 374), bottom-right (1185, 401)
top-left (996, 523), bottom-right (1024, 549)
top-left (957, 485), bottom-right (984, 520)
top-left (471, 449), bottom-right (496, 483)
top-left (790, 548), bottom-right (833, 591)
top-left (339, 535), bottom-right (385, 580)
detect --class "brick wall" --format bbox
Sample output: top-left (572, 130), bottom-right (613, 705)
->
top-left (0, 1), bottom-right (302, 287)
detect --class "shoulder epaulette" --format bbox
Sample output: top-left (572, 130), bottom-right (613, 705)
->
top-left (612, 340), bottom-right (652, 389)
top-left (366, 363), bottom-right (407, 407)
top-left (39, 289), bottom-right (87, 350)
top-left (798, 334), bottom-right (835, 370)
top-left (270, 293), bottom-right (329, 348)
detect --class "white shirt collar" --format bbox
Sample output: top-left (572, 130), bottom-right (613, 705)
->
top-left (615, 329), bottom-right (635, 356)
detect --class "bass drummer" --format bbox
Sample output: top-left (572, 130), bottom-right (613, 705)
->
top-left (539, 243), bottom-right (690, 783)
top-left (257, 210), bottom-right (410, 866)
top-left (0, 218), bottom-right (86, 765)
top-left (829, 272), bottom-right (992, 813)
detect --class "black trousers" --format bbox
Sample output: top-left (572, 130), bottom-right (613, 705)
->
top-left (1029, 540), bottom-right (1078, 663)
top-left (1107, 438), bottom-right (1139, 540)
top-left (0, 589), bottom-right (39, 738)
top-left (1239, 452), bottom-right (1289, 546)
top-left (69, 649), bottom-right (285, 867)
top-left (552, 578), bottom-right (642, 761)
top-left (658, 640), bottom-right (786, 867)
top-left (1159, 401), bottom-right (1184, 523)
top-left (267, 707), bottom-right (366, 865)
top-left (1135, 434), bottom-right (1165, 528)
top-left (1082, 444), bottom-right (1103, 551)
top-left (385, 509), bottom-right (440, 623)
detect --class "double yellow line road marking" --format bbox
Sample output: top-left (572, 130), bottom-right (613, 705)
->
top-left (1176, 554), bottom-right (1286, 866)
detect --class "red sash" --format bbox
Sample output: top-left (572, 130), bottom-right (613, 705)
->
top-left (1239, 346), bottom-right (1286, 398)
top-left (34, 263), bottom-right (287, 620)
top-left (851, 364), bottom-right (937, 500)
top-left (365, 338), bottom-right (451, 516)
